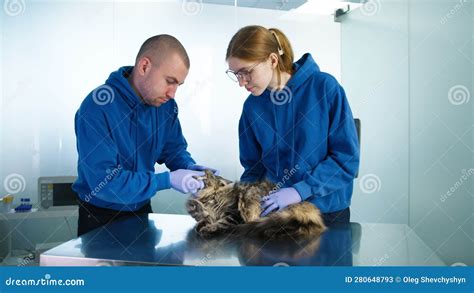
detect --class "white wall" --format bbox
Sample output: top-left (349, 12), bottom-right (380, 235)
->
top-left (408, 0), bottom-right (473, 267)
top-left (342, 0), bottom-right (473, 266)
top-left (341, 0), bottom-right (410, 224)
top-left (0, 1), bottom-right (341, 215)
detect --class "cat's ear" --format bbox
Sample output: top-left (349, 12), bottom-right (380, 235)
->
top-left (204, 169), bottom-right (215, 178)
top-left (203, 170), bottom-right (233, 188)
top-left (203, 170), bottom-right (220, 188)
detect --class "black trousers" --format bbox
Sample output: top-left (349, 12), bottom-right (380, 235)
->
top-left (321, 207), bottom-right (350, 226)
top-left (77, 200), bottom-right (153, 237)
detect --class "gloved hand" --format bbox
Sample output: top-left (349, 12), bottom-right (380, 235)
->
top-left (169, 169), bottom-right (205, 194)
top-left (187, 164), bottom-right (220, 175)
top-left (260, 187), bottom-right (302, 217)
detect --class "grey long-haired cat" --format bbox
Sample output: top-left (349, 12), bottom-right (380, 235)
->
top-left (185, 170), bottom-right (326, 239)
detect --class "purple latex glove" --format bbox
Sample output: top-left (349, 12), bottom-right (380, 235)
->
top-left (187, 164), bottom-right (220, 175)
top-left (169, 169), bottom-right (205, 194)
top-left (260, 187), bottom-right (302, 217)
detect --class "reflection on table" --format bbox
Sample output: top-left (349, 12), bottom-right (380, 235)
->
top-left (40, 213), bottom-right (445, 266)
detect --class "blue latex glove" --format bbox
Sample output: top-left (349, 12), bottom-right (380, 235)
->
top-left (169, 169), bottom-right (205, 194)
top-left (187, 164), bottom-right (220, 175)
top-left (260, 187), bottom-right (302, 217)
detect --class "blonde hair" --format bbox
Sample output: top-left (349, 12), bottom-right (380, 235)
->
top-left (226, 25), bottom-right (294, 85)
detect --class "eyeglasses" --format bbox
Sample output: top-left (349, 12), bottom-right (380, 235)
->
top-left (225, 61), bottom-right (262, 83)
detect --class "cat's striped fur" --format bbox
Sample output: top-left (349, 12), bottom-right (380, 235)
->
top-left (186, 170), bottom-right (326, 239)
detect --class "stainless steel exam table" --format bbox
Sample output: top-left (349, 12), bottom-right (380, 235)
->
top-left (40, 213), bottom-right (445, 266)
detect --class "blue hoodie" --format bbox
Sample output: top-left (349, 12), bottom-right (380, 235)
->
top-left (239, 53), bottom-right (360, 213)
top-left (72, 66), bottom-right (195, 211)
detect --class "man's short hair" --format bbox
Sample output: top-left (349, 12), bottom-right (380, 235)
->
top-left (135, 35), bottom-right (190, 69)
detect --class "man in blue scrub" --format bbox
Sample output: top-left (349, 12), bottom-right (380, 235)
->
top-left (73, 35), bottom-right (217, 236)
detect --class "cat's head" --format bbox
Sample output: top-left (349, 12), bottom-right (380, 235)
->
top-left (195, 170), bottom-right (234, 199)
top-left (186, 170), bottom-right (236, 224)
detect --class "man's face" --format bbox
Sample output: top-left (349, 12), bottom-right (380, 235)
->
top-left (140, 53), bottom-right (188, 107)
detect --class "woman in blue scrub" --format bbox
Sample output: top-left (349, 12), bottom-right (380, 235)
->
top-left (225, 26), bottom-right (360, 225)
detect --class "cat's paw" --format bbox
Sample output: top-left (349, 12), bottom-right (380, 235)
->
top-left (186, 199), bottom-right (206, 220)
top-left (195, 220), bottom-right (208, 233)
top-left (196, 222), bottom-right (219, 237)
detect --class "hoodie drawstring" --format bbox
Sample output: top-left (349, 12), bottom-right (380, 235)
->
top-left (291, 89), bottom-right (295, 172)
top-left (272, 88), bottom-right (296, 181)
top-left (272, 102), bottom-right (280, 178)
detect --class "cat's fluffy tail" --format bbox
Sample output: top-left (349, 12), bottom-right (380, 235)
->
top-left (236, 202), bottom-right (326, 239)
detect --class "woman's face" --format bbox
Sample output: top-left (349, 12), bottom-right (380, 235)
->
top-left (227, 56), bottom-right (274, 96)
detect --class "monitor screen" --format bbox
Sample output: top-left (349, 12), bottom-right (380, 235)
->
top-left (53, 183), bottom-right (78, 206)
